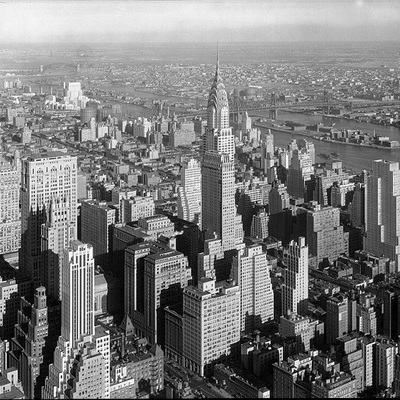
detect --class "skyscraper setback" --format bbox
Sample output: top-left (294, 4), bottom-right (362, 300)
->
top-left (20, 152), bottom-right (78, 288)
top-left (365, 160), bottom-right (400, 270)
top-left (177, 158), bottom-right (202, 227)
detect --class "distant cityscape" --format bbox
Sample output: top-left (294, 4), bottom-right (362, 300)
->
top-left (1, 40), bottom-right (400, 400)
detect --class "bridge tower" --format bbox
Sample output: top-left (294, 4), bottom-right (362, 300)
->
top-left (323, 89), bottom-right (331, 114)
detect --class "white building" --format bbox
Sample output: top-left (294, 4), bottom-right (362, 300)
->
top-left (42, 241), bottom-right (110, 399)
top-left (63, 82), bottom-right (88, 110)
top-left (282, 237), bottom-right (309, 317)
top-left (177, 158), bottom-right (202, 227)
top-left (0, 152), bottom-right (21, 255)
top-left (20, 151), bottom-right (78, 284)
top-left (202, 54), bottom-right (235, 162)
top-left (182, 278), bottom-right (241, 376)
top-left (232, 244), bottom-right (274, 333)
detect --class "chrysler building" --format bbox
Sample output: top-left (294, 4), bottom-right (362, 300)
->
top-left (202, 50), bottom-right (235, 162)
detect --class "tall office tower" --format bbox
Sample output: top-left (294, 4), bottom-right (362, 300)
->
top-left (80, 199), bottom-right (116, 267)
top-left (374, 339), bottom-right (398, 389)
top-left (262, 129), bottom-right (274, 155)
top-left (349, 182), bottom-right (366, 228)
top-left (182, 278), bottom-right (241, 376)
top-left (232, 244), bottom-right (274, 333)
top-left (356, 292), bottom-right (377, 336)
top-left (250, 210), bottom-right (269, 240)
top-left (63, 82), bottom-right (88, 110)
top-left (41, 199), bottom-right (76, 300)
top-left (20, 152), bottom-right (77, 285)
top-left (330, 180), bottom-right (354, 208)
top-left (177, 158), bottom-right (202, 227)
top-left (261, 140), bottom-right (275, 176)
top-left (326, 294), bottom-right (348, 345)
top-left (305, 202), bottom-right (348, 264)
top-left (241, 111), bottom-right (252, 133)
top-left (202, 53), bottom-right (235, 162)
top-left (0, 151), bottom-right (21, 255)
top-left (8, 287), bottom-right (49, 399)
top-left (365, 160), bottom-right (400, 270)
top-left (297, 138), bottom-right (315, 165)
top-left (358, 335), bottom-right (375, 389)
top-left (281, 237), bottom-right (309, 317)
top-left (268, 182), bottom-right (290, 215)
top-left (62, 241), bottom-right (94, 345)
top-left (42, 242), bottom-right (110, 399)
top-left (125, 242), bottom-right (191, 346)
top-left (287, 149), bottom-right (313, 201)
top-left (312, 161), bottom-right (349, 206)
top-left (202, 152), bottom-right (243, 251)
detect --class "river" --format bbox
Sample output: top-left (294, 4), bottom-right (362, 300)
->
top-left (258, 111), bottom-right (400, 173)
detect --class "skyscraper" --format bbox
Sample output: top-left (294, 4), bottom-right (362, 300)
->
top-left (61, 241), bottom-right (94, 345)
top-left (182, 278), bottom-right (241, 376)
top-left (202, 51), bottom-right (235, 162)
top-left (124, 241), bottom-right (191, 346)
top-left (232, 244), bottom-right (274, 333)
top-left (0, 151), bottom-right (21, 255)
top-left (268, 182), bottom-right (290, 215)
top-left (80, 199), bottom-right (116, 268)
top-left (42, 241), bottom-right (110, 399)
top-left (365, 160), bottom-right (400, 269)
top-left (287, 149), bottom-right (313, 200)
top-left (8, 287), bottom-right (49, 399)
top-left (326, 294), bottom-right (349, 345)
top-left (304, 202), bottom-right (348, 264)
top-left (281, 237), bottom-right (309, 317)
top-left (177, 158), bottom-right (202, 227)
top-left (20, 152), bottom-right (78, 286)
top-left (202, 152), bottom-right (241, 251)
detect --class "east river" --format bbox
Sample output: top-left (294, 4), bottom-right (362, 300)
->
top-left (259, 110), bottom-right (400, 173)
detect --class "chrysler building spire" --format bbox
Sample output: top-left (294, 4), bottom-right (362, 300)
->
top-left (207, 44), bottom-right (229, 131)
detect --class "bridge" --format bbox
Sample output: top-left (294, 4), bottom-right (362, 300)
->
top-left (178, 99), bottom-right (400, 120)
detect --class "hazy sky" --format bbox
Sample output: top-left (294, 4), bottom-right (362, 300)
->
top-left (0, 0), bottom-right (399, 43)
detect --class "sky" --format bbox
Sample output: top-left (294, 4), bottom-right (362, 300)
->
top-left (0, 0), bottom-right (399, 43)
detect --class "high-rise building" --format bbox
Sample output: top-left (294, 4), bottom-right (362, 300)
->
top-left (20, 152), bottom-right (78, 285)
top-left (177, 158), bottom-right (202, 227)
top-left (365, 160), bottom-right (400, 270)
top-left (268, 183), bottom-right (290, 215)
top-left (250, 210), bottom-right (269, 240)
top-left (8, 287), bottom-right (49, 399)
top-left (42, 241), bottom-right (110, 399)
top-left (61, 241), bottom-right (94, 345)
top-left (120, 195), bottom-right (155, 224)
top-left (63, 82), bottom-right (88, 110)
top-left (0, 152), bottom-right (21, 255)
top-left (374, 339), bottom-right (398, 389)
top-left (349, 182), bottom-right (365, 228)
top-left (326, 294), bottom-right (348, 345)
top-left (287, 149), bottom-right (313, 201)
top-left (202, 152), bottom-right (242, 251)
top-left (80, 199), bottom-right (116, 267)
top-left (41, 199), bottom-right (76, 300)
top-left (202, 52), bottom-right (235, 162)
top-left (182, 278), bottom-right (241, 376)
top-left (304, 202), bottom-right (348, 264)
top-left (232, 244), bottom-right (274, 333)
top-left (281, 237), bottom-right (309, 317)
top-left (124, 241), bottom-right (191, 346)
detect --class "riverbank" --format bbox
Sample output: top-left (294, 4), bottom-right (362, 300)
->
top-left (254, 121), bottom-right (400, 151)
